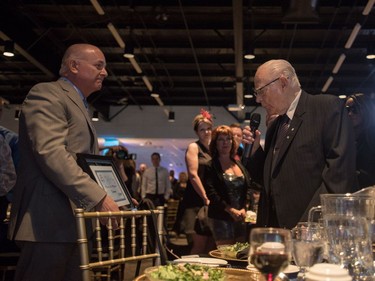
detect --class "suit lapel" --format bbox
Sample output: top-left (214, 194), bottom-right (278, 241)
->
top-left (263, 117), bottom-right (280, 193)
top-left (272, 116), bottom-right (302, 172)
top-left (270, 91), bottom-right (308, 176)
top-left (57, 79), bottom-right (99, 153)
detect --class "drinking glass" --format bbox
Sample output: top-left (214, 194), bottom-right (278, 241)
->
top-left (249, 228), bottom-right (292, 281)
top-left (323, 214), bottom-right (374, 280)
top-left (291, 222), bottom-right (325, 280)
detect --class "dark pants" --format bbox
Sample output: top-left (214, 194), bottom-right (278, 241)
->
top-left (14, 241), bottom-right (82, 281)
top-left (145, 194), bottom-right (165, 207)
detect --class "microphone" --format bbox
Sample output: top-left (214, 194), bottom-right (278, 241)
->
top-left (242, 113), bottom-right (261, 166)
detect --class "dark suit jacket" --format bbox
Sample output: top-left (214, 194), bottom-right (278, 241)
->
top-left (8, 79), bottom-right (107, 243)
top-left (204, 157), bottom-right (253, 221)
top-left (251, 91), bottom-right (357, 229)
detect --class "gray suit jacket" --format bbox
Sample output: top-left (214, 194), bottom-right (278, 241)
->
top-left (8, 79), bottom-right (107, 243)
top-left (252, 91), bottom-right (357, 229)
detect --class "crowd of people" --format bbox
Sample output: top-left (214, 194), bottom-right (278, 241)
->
top-left (1, 44), bottom-right (374, 281)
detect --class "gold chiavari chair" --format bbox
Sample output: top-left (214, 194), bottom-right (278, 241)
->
top-left (75, 206), bottom-right (166, 281)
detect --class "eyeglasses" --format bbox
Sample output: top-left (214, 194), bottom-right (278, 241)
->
top-left (253, 77), bottom-right (280, 97)
top-left (346, 105), bottom-right (358, 114)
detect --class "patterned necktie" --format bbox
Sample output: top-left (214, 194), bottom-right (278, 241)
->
top-left (155, 167), bottom-right (159, 195)
top-left (275, 114), bottom-right (290, 150)
top-left (82, 98), bottom-right (88, 109)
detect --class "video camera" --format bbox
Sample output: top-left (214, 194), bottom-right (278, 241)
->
top-left (116, 149), bottom-right (137, 160)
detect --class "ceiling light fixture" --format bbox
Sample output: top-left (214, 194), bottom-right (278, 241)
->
top-left (366, 46), bottom-right (375, 59)
top-left (332, 53), bottom-right (346, 74)
top-left (142, 76), bottom-right (153, 91)
top-left (3, 40), bottom-right (15, 57)
top-left (362, 0), bottom-right (375, 15)
top-left (227, 104), bottom-right (245, 111)
top-left (128, 57), bottom-right (142, 74)
top-left (151, 84), bottom-right (160, 98)
top-left (92, 111), bottom-right (99, 122)
top-left (107, 22), bottom-right (125, 48)
top-left (90, 0), bottom-right (105, 15)
top-left (168, 111), bottom-right (175, 122)
top-left (322, 76), bottom-right (334, 93)
top-left (123, 43), bottom-right (134, 59)
top-left (244, 94), bottom-right (254, 99)
top-left (282, 0), bottom-right (320, 24)
top-left (243, 47), bottom-right (255, 60)
top-left (345, 23), bottom-right (361, 49)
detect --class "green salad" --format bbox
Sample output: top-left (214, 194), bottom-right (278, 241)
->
top-left (227, 242), bottom-right (249, 252)
top-left (218, 242), bottom-right (249, 258)
top-left (148, 264), bottom-right (225, 281)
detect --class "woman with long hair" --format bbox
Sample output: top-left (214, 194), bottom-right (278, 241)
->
top-left (204, 125), bottom-right (255, 245)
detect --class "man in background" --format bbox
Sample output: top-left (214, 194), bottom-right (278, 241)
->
top-left (141, 152), bottom-right (171, 207)
top-left (169, 169), bottom-right (178, 192)
top-left (8, 43), bottom-right (120, 281)
top-left (230, 123), bottom-right (243, 160)
top-left (0, 98), bottom-right (19, 254)
top-left (246, 59), bottom-right (356, 229)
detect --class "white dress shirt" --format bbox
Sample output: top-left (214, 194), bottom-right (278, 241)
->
top-left (141, 166), bottom-right (171, 200)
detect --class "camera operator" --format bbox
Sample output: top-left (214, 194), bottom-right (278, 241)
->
top-left (104, 146), bottom-right (138, 200)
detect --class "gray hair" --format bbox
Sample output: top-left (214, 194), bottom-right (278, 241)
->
top-left (260, 59), bottom-right (301, 88)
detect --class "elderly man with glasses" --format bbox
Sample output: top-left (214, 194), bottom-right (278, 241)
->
top-left (244, 59), bottom-right (357, 229)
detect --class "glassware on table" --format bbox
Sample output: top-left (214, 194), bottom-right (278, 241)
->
top-left (320, 193), bottom-right (375, 242)
top-left (249, 227), bottom-right (292, 281)
top-left (291, 222), bottom-right (325, 280)
top-left (323, 214), bottom-right (374, 281)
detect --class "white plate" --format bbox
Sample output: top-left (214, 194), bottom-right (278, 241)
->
top-left (246, 264), bottom-right (299, 274)
top-left (173, 257), bottom-right (228, 267)
top-left (283, 264), bottom-right (299, 274)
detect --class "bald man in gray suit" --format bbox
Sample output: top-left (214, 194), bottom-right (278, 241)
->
top-left (8, 44), bottom-right (120, 281)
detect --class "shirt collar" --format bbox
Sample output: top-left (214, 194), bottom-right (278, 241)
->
top-left (285, 89), bottom-right (301, 120)
top-left (59, 77), bottom-right (88, 109)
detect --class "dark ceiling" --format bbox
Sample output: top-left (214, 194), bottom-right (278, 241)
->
top-left (0, 0), bottom-right (374, 120)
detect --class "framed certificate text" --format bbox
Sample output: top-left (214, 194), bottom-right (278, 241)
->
top-left (76, 153), bottom-right (134, 209)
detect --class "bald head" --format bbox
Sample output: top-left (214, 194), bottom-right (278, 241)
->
top-left (255, 59), bottom-right (300, 88)
top-left (58, 43), bottom-right (108, 97)
top-left (254, 59), bottom-right (302, 116)
top-left (59, 44), bottom-right (103, 76)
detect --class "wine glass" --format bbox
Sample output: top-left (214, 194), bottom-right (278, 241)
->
top-left (249, 228), bottom-right (292, 281)
top-left (291, 222), bottom-right (325, 280)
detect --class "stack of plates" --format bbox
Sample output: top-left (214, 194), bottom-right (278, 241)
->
top-left (173, 257), bottom-right (228, 267)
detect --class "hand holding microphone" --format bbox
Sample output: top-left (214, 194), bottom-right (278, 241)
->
top-left (242, 113), bottom-right (261, 166)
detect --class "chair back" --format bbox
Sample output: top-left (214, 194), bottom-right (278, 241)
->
top-left (75, 206), bottom-right (164, 281)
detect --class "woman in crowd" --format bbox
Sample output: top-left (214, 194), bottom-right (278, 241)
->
top-left (180, 109), bottom-right (216, 254)
top-left (204, 125), bottom-right (255, 245)
top-left (172, 171), bottom-right (188, 200)
top-left (345, 93), bottom-right (375, 190)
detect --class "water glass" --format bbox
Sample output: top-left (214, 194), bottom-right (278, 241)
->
top-left (323, 214), bottom-right (374, 280)
top-left (291, 222), bottom-right (325, 280)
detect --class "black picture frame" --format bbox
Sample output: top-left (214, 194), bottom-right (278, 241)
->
top-left (76, 153), bottom-right (135, 209)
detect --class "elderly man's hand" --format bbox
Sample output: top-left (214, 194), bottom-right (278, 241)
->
top-left (242, 126), bottom-right (261, 156)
